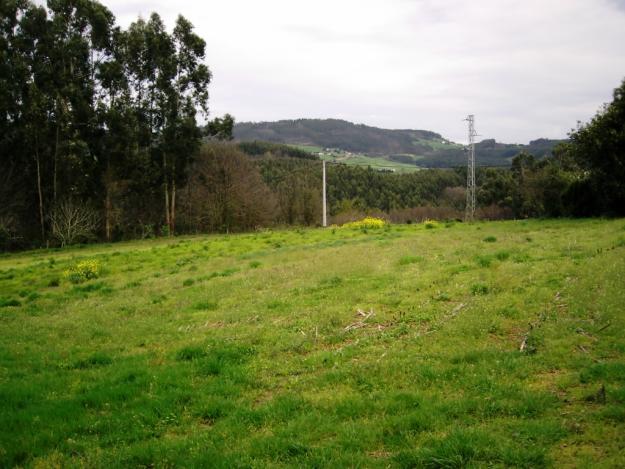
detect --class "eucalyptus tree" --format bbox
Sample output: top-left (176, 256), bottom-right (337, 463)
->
top-left (1, 0), bottom-right (51, 239)
top-left (164, 15), bottom-right (210, 234)
top-left (126, 13), bottom-right (210, 235)
top-left (94, 25), bottom-right (137, 240)
top-left (44, 0), bottom-right (116, 205)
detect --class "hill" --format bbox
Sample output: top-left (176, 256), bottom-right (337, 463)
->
top-left (1, 218), bottom-right (624, 466)
top-left (234, 119), bottom-right (564, 168)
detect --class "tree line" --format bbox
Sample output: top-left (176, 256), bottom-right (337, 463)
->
top-left (1, 0), bottom-right (220, 247)
top-left (1, 0), bottom-right (623, 250)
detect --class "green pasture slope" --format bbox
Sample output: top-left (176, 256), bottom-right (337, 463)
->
top-left (290, 144), bottom-right (422, 173)
top-left (1, 219), bottom-right (625, 467)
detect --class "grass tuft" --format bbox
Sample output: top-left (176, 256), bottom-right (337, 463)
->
top-left (0, 297), bottom-right (21, 307)
top-left (176, 346), bottom-right (206, 361)
top-left (470, 283), bottom-right (490, 295)
top-left (399, 255), bottom-right (424, 265)
top-left (475, 255), bottom-right (493, 268)
top-left (193, 300), bottom-right (219, 311)
top-left (73, 352), bottom-right (113, 369)
top-left (47, 277), bottom-right (60, 287)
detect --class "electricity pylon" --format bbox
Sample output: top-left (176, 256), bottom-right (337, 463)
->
top-left (465, 115), bottom-right (477, 221)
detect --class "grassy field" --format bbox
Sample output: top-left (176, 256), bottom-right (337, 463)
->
top-left (1, 219), bottom-right (625, 467)
top-left (318, 153), bottom-right (422, 173)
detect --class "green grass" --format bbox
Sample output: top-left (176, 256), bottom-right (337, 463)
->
top-left (1, 219), bottom-right (624, 467)
top-left (288, 144), bottom-right (422, 173)
top-left (292, 144), bottom-right (324, 153)
top-left (319, 152), bottom-right (421, 173)
top-left (413, 137), bottom-right (463, 150)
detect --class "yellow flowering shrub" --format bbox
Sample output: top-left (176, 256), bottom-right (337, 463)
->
top-left (423, 219), bottom-right (441, 229)
top-left (342, 217), bottom-right (388, 230)
top-left (64, 259), bottom-right (101, 284)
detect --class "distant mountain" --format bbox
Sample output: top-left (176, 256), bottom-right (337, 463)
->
top-left (234, 118), bottom-right (564, 168)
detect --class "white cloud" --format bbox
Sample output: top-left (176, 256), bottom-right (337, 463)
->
top-left (101, 0), bottom-right (625, 143)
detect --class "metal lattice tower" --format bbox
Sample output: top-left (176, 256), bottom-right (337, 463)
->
top-left (465, 115), bottom-right (477, 221)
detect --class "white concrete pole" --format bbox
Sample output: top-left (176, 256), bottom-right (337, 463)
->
top-left (322, 159), bottom-right (327, 227)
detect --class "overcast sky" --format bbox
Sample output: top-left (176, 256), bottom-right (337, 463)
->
top-left (100, 0), bottom-right (625, 144)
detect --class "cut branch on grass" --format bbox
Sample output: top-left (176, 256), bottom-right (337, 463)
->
top-left (520, 335), bottom-right (528, 352)
top-left (344, 309), bottom-right (375, 332)
top-left (450, 302), bottom-right (466, 318)
top-left (576, 328), bottom-right (598, 341)
top-left (415, 302), bottom-right (467, 337)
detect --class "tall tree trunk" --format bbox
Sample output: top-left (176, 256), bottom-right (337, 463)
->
top-left (53, 119), bottom-right (59, 206)
top-left (170, 157), bottom-right (176, 236)
top-left (163, 152), bottom-right (170, 235)
top-left (171, 178), bottom-right (176, 236)
top-left (104, 160), bottom-right (112, 241)
top-left (34, 142), bottom-right (45, 241)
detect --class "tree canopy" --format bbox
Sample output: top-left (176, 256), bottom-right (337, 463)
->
top-left (568, 78), bottom-right (625, 215)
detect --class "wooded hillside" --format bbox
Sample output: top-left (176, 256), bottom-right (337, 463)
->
top-left (234, 119), bottom-right (564, 168)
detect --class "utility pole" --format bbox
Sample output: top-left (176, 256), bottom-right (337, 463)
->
top-left (322, 159), bottom-right (327, 227)
top-left (465, 114), bottom-right (477, 221)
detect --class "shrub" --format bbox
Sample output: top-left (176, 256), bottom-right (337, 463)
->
top-left (424, 219), bottom-right (440, 229)
top-left (342, 217), bottom-right (387, 230)
top-left (140, 224), bottom-right (155, 239)
top-left (63, 259), bottom-right (101, 284)
top-left (483, 236), bottom-right (497, 242)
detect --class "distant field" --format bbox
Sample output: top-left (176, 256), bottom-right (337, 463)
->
top-left (290, 144), bottom-right (422, 173)
top-left (413, 138), bottom-right (463, 151)
top-left (1, 219), bottom-right (625, 467)
top-left (318, 153), bottom-right (422, 173)
top-left (292, 144), bottom-right (324, 153)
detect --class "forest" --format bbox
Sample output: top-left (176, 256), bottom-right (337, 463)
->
top-left (1, 0), bottom-right (624, 251)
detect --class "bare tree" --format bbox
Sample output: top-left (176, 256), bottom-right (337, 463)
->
top-left (442, 186), bottom-right (466, 211)
top-left (182, 144), bottom-right (276, 232)
top-left (49, 199), bottom-right (99, 247)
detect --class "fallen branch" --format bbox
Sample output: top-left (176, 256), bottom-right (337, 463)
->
top-left (344, 309), bottom-right (374, 331)
top-left (597, 322), bottom-right (611, 333)
top-left (519, 335), bottom-right (528, 352)
top-left (450, 303), bottom-right (466, 318)
top-left (576, 328), bottom-right (598, 341)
